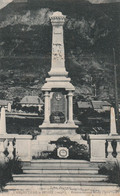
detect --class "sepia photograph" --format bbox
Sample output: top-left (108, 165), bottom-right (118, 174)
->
top-left (0, 0), bottom-right (120, 195)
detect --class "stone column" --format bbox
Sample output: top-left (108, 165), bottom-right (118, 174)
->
top-left (110, 107), bottom-right (118, 135)
top-left (0, 107), bottom-right (6, 135)
top-left (44, 91), bottom-right (50, 123)
top-left (68, 91), bottom-right (74, 123)
top-left (8, 102), bottom-right (11, 112)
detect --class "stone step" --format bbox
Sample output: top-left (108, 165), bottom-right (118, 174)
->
top-left (31, 160), bottom-right (90, 163)
top-left (6, 181), bottom-right (117, 186)
top-left (5, 184), bottom-right (119, 193)
top-left (23, 168), bottom-right (98, 174)
top-left (23, 166), bottom-right (98, 170)
top-left (30, 160), bottom-right (91, 164)
top-left (12, 175), bottom-right (107, 182)
top-left (13, 173), bottom-right (102, 177)
top-left (28, 165), bottom-right (97, 169)
top-left (29, 160), bottom-right (96, 168)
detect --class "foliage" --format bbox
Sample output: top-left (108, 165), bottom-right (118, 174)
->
top-left (0, 157), bottom-right (23, 191)
top-left (76, 108), bottom-right (110, 134)
top-left (50, 137), bottom-right (89, 160)
top-left (0, 161), bottom-right (12, 191)
top-left (12, 97), bottom-right (21, 110)
top-left (98, 160), bottom-right (120, 186)
top-left (69, 142), bottom-right (89, 160)
top-left (21, 106), bottom-right (39, 113)
top-left (8, 157), bottom-right (23, 174)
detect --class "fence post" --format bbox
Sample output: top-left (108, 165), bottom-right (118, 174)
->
top-left (0, 141), bottom-right (5, 163)
top-left (107, 140), bottom-right (113, 159)
top-left (8, 141), bottom-right (14, 159)
top-left (116, 141), bottom-right (120, 160)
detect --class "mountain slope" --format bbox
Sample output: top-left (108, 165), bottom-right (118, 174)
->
top-left (0, 0), bottom-right (119, 102)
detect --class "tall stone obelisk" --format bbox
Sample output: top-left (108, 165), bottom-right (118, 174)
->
top-left (38, 12), bottom-right (79, 152)
top-left (49, 12), bottom-right (68, 77)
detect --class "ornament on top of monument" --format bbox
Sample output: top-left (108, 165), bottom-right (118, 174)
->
top-left (50, 11), bottom-right (66, 25)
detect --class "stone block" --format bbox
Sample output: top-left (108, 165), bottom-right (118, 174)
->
top-left (15, 135), bottom-right (32, 162)
top-left (89, 135), bottom-right (108, 162)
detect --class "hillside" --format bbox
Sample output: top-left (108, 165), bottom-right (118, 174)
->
top-left (0, 0), bottom-right (120, 102)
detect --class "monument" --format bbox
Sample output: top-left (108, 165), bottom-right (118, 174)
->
top-left (38, 11), bottom-right (80, 152)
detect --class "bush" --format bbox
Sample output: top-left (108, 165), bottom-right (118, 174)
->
top-left (69, 142), bottom-right (89, 160)
top-left (8, 157), bottom-right (23, 174)
top-left (50, 137), bottom-right (89, 160)
top-left (0, 162), bottom-right (12, 191)
top-left (0, 157), bottom-right (23, 191)
top-left (98, 160), bottom-right (120, 186)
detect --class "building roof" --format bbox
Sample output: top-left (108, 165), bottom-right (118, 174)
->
top-left (77, 100), bottom-right (111, 110)
top-left (0, 100), bottom-right (13, 106)
top-left (20, 96), bottom-right (43, 105)
top-left (91, 101), bottom-right (111, 109)
top-left (77, 101), bottom-right (92, 109)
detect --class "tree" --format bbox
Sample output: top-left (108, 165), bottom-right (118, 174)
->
top-left (12, 97), bottom-right (21, 110)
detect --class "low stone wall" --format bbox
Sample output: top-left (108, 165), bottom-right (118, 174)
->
top-left (0, 134), bottom-right (32, 163)
top-left (89, 134), bottom-right (120, 162)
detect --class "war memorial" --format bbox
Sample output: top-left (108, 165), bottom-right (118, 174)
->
top-left (0, 11), bottom-right (120, 193)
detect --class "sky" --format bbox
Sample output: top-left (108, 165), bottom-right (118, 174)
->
top-left (0, 0), bottom-right (120, 10)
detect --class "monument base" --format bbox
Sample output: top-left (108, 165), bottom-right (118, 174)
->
top-left (36, 134), bottom-right (82, 153)
top-left (36, 123), bottom-right (87, 154)
top-left (39, 123), bottom-right (78, 135)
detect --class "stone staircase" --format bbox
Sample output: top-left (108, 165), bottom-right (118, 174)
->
top-left (5, 160), bottom-right (120, 193)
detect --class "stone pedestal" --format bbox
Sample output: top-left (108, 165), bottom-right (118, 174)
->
top-left (89, 135), bottom-right (108, 162)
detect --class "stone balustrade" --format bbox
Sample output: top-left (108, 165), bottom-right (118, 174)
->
top-left (89, 134), bottom-right (120, 162)
top-left (0, 139), bottom-right (14, 163)
top-left (107, 137), bottom-right (120, 160)
top-left (0, 134), bottom-right (32, 163)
